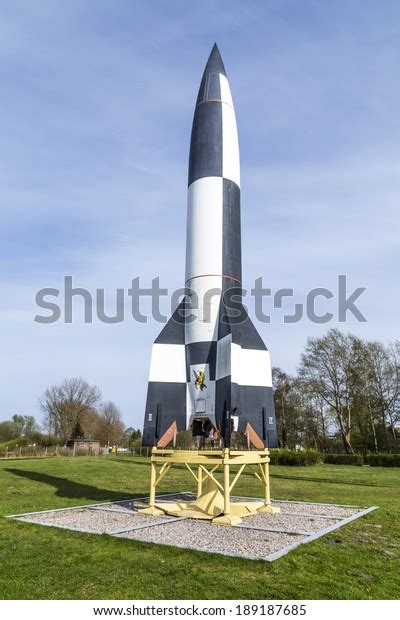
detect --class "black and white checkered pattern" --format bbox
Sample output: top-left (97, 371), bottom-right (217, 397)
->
top-left (143, 45), bottom-right (277, 448)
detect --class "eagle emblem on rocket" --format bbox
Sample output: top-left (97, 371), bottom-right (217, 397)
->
top-left (193, 369), bottom-right (207, 391)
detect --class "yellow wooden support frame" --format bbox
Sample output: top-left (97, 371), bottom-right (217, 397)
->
top-left (184, 463), bottom-right (199, 483)
top-left (154, 462), bottom-right (171, 487)
top-left (198, 464), bottom-right (224, 492)
top-left (229, 463), bottom-right (247, 493)
top-left (139, 446), bottom-right (280, 522)
top-left (247, 464), bottom-right (263, 483)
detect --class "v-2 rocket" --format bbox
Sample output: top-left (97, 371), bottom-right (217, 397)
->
top-left (142, 44), bottom-right (278, 449)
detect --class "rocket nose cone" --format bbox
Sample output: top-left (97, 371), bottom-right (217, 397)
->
top-left (203, 43), bottom-right (226, 77)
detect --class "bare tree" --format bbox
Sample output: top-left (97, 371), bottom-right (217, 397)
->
top-left (273, 368), bottom-right (330, 451)
top-left (369, 341), bottom-right (399, 441)
top-left (39, 377), bottom-right (101, 441)
top-left (96, 401), bottom-right (125, 447)
top-left (353, 338), bottom-right (400, 448)
top-left (272, 367), bottom-right (293, 448)
top-left (299, 329), bottom-right (356, 453)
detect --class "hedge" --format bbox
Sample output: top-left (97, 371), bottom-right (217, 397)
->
top-left (324, 453), bottom-right (363, 466)
top-left (268, 451), bottom-right (400, 466)
top-left (364, 453), bottom-right (400, 467)
top-left (269, 449), bottom-right (322, 466)
top-left (0, 437), bottom-right (30, 449)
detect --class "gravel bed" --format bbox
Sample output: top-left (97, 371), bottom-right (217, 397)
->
top-left (119, 519), bottom-right (306, 559)
top-left (242, 512), bottom-right (340, 533)
top-left (103, 495), bottom-right (360, 520)
top-left (88, 504), bottom-right (135, 514)
top-left (152, 493), bottom-right (196, 504)
top-left (11, 494), bottom-right (372, 561)
top-left (16, 508), bottom-right (173, 533)
top-left (274, 501), bottom-right (360, 518)
top-left (102, 494), bottom-right (196, 512)
top-left (92, 501), bottom-right (143, 512)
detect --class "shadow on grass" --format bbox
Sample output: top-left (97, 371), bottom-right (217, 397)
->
top-left (5, 468), bottom-right (139, 502)
top-left (270, 473), bottom-right (380, 487)
top-left (107, 458), bottom-right (150, 466)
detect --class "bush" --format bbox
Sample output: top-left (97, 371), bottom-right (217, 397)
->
top-left (174, 430), bottom-right (199, 450)
top-left (230, 432), bottom-right (248, 450)
top-left (364, 453), bottom-right (400, 467)
top-left (28, 433), bottom-right (58, 447)
top-left (75, 447), bottom-right (93, 456)
top-left (269, 449), bottom-right (322, 466)
top-left (21, 445), bottom-right (39, 456)
top-left (0, 437), bottom-right (30, 449)
top-left (303, 449), bottom-right (323, 465)
top-left (324, 453), bottom-right (363, 466)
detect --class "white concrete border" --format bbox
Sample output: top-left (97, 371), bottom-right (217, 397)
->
top-left (236, 523), bottom-right (314, 536)
top-left (279, 511), bottom-right (345, 519)
top-left (109, 516), bottom-right (186, 536)
top-left (113, 505), bottom-right (378, 562)
top-left (7, 492), bottom-right (378, 563)
top-left (264, 506), bottom-right (378, 562)
top-left (5, 492), bottom-right (190, 519)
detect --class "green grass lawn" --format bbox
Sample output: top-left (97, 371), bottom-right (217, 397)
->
top-left (0, 455), bottom-right (399, 600)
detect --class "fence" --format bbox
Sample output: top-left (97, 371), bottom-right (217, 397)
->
top-left (132, 446), bottom-right (152, 457)
top-left (0, 446), bottom-right (109, 459)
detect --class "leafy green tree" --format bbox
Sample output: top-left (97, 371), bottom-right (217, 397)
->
top-left (0, 415), bottom-right (40, 442)
top-left (0, 421), bottom-right (15, 442)
top-left (123, 427), bottom-right (142, 451)
top-left (10, 415), bottom-right (40, 437)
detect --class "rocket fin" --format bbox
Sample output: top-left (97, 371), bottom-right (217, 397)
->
top-left (231, 309), bottom-right (278, 448)
top-left (215, 300), bottom-right (278, 448)
top-left (142, 302), bottom-right (187, 446)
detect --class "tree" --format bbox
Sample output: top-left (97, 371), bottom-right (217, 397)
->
top-left (96, 402), bottom-right (125, 447)
top-left (10, 415), bottom-right (40, 437)
top-left (297, 330), bottom-right (400, 454)
top-left (350, 337), bottom-right (399, 452)
top-left (367, 341), bottom-right (399, 442)
top-left (39, 377), bottom-right (102, 441)
top-left (0, 415), bottom-right (40, 442)
top-left (272, 368), bottom-right (308, 449)
top-left (123, 427), bottom-right (142, 450)
top-left (299, 329), bottom-right (356, 453)
top-left (272, 368), bottom-right (291, 448)
top-left (0, 421), bottom-right (16, 442)
top-left (273, 368), bottom-right (330, 451)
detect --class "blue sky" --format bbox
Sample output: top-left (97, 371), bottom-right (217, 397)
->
top-left (1, 0), bottom-right (399, 427)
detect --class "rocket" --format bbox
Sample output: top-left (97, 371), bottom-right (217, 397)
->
top-left (142, 44), bottom-right (278, 449)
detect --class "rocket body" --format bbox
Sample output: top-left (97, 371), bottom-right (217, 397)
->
top-left (142, 45), bottom-right (277, 449)
top-left (185, 51), bottom-right (240, 431)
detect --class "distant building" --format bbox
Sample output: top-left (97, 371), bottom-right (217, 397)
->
top-left (65, 438), bottom-right (100, 455)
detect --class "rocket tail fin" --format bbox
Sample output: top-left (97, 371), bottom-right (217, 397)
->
top-left (142, 302), bottom-right (187, 446)
top-left (216, 300), bottom-right (278, 448)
